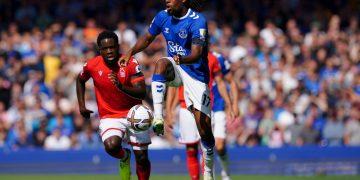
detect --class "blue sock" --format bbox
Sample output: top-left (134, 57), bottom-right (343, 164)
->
top-left (152, 74), bottom-right (166, 83)
top-left (201, 139), bottom-right (215, 155)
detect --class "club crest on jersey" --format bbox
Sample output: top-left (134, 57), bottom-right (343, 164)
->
top-left (135, 65), bottom-right (141, 73)
top-left (119, 68), bottom-right (126, 77)
top-left (178, 29), bottom-right (188, 39)
top-left (98, 70), bottom-right (103, 76)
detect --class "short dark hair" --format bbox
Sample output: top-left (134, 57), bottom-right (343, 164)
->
top-left (97, 30), bottom-right (119, 47)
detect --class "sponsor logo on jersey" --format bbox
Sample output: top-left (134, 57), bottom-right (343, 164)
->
top-left (168, 41), bottom-right (186, 56)
top-left (98, 70), bottom-right (103, 76)
top-left (135, 65), bottom-right (141, 73)
top-left (164, 27), bottom-right (170, 33)
top-left (178, 29), bottom-right (188, 39)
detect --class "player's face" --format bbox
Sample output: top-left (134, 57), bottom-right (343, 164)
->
top-left (99, 38), bottom-right (120, 66)
top-left (165, 0), bottom-right (184, 15)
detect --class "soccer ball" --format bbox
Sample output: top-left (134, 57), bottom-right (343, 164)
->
top-left (127, 105), bottom-right (153, 132)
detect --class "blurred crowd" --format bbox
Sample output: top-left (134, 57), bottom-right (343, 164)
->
top-left (0, 0), bottom-right (359, 151)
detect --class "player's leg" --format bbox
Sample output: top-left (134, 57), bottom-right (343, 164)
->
top-left (128, 127), bottom-right (152, 180)
top-left (133, 149), bottom-right (151, 180)
top-left (99, 118), bottom-right (131, 180)
top-left (191, 108), bottom-right (215, 179)
top-left (179, 68), bottom-right (215, 179)
top-left (186, 143), bottom-right (200, 180)
top-left (213, 111), bottom-right (230, 180)
top-left (151, 57), bottom-right (182, 135)
top-left (179, 107), bottom-right (201, 180)
top-left (103, 136), bottom-right (129, 160)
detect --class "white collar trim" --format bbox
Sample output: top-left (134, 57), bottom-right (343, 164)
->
top-left (173, 9), bottom-right (191, 20)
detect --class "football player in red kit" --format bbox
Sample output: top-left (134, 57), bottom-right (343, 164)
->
top-left (76, 31), bottom-right (150, 180)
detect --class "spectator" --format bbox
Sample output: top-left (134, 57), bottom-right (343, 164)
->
top-left (0, 1), bottom-right (358, 149)
top-left (344, 105), bottom-right (360, 146)
top-left (114, 21), bottom-right (137, 47)
top-left (322, 109), bottom-right (344, 146)
top-left (78, 124), bottom-right (101, 149)
top-left (44, 128), bottom-right (71, 151)
top-left (258, 108), bottom-right (275, 146)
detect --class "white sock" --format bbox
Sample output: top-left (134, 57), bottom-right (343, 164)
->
top-left (201, 143), bottom-right (214, 174)
top-left (151, 81), bottom-right (166, 119)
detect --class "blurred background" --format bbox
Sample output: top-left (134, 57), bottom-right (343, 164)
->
top-left (0, 0), bottom-right (359, 177)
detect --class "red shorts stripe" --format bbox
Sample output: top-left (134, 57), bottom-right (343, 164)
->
top-left (179, 140), bottom-right (200, 145)
top-left (128, 141), bottom-right (151, 147)
top-left (101, 128), bottom-right (125, 137)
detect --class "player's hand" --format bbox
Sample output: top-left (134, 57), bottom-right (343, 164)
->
top-left (225, 108), bottom-right (235, 120)
top-left (108, 71), bottom-right (121, 89)
top-left (79, 107), bottom-right (94, 119)
top-left (173, 55), bottom-right (181, 65)
top-left (232, 104), bottom-right (239, 118)
top-left (119, 53), bottom-right (132, 67)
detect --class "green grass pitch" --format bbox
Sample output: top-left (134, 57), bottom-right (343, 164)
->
top-left (0, 175), bottom-right (359, 180)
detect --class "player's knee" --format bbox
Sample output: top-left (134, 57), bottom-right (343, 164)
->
top-left (104, 136), bottom-right (122, 156)
top-left (154, 58), bottom-right (170, 74)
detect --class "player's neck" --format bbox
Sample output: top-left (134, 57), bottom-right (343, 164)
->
top-left (173, 8), bottom-right (189, 19)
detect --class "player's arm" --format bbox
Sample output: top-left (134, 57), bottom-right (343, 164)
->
top-left (174, 16), bottom-right (207, 65)
top-left (224, 72), bottom-right (239, 117)
top-left (108, 72), bottom-right (146, 100)
top-left (175, 43), bottom-right (204, 65)
top-left (120, 12), bottom-right (162, 66)
top-left (76, 71), bottom-right (93, 119)
top-left (214, 72), bottom-right (232, 111)
top-left (126, 32), bottom-right (156, 58)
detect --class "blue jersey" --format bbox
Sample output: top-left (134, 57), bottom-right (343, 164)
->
top-left (148, 9), bottom-right (209, 83)
top-left (211, 52), bottom-right (231, 112)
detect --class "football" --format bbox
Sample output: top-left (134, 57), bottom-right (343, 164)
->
top-left (127, 104), bottom-right (153, 132)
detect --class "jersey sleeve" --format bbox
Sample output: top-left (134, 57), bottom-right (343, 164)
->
top-left (79, 62), bottom-right (91, 81)
top-left (148, 11), bottom-right (165, 36)
top-left (211, 56), bottom-right (221, 76)
top-left (217, 54), bottom-right (231, 76)
top-left (128, 58), bottom-right (145, 84)
top-left (190, 15), bottom-right (208, 46)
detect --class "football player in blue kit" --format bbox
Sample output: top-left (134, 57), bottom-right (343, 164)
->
top-left (120, 0), bottom-right (216, 179)
top-left (211, 51), bottom-right (239, 180)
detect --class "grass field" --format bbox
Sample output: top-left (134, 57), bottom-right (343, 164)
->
top-left (0, 175), bottom-right (359, 180)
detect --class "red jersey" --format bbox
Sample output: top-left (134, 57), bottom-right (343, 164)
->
top-left (179, 52), bottom-right (221, 108)
top-left (79, 55), bottom-right (144, 118)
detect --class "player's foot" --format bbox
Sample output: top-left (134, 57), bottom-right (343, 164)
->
top-left (202, 148), bottom-right (214, 180)
top-left (203, 171), bottom-right (214, 180)
top-left (152, 117), bottom-right (164, 136)
top-left (221, 170), bottom-right (231, 180)
top-left (119, 148), bottom-right (131, 180)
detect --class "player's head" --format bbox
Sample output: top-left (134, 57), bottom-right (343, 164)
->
top-left (97, 30), bottom-right (120, 66)
top-left (165, 0), bottom-right (186, 15)
top-left (165, 0), bottom-right (205, 15)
